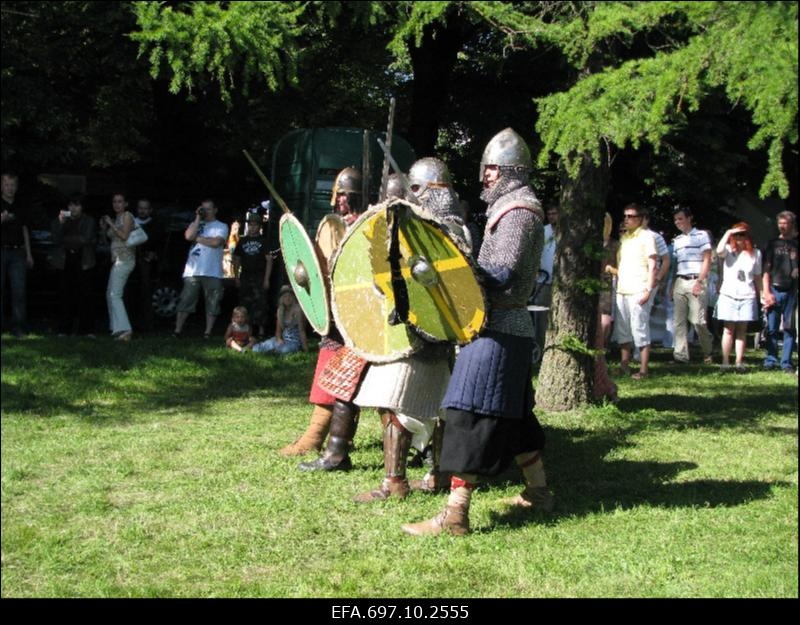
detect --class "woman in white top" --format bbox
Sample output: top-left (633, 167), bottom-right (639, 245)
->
top-left (100, 193), bottom-right (136, 341)
top-left (714, 222), bottom-right (762, 372)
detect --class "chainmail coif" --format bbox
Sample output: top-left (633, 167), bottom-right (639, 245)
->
top-left (418, 187), bottom-right (472, 253)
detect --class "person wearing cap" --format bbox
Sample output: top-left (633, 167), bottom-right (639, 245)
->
top-left (761, 211), bottom-right (797, 372)
top-left (252, 285), bottom-right (307, 355)
top-left (232, 210), bottom-right (273, 338)
top-left (402, 129), bottom-right (554, 537)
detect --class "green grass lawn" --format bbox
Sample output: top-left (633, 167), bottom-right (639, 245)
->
top-left (1, 332), bottom-right (797, 598)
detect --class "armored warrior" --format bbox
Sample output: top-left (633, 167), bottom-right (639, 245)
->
top-left (331, 167), bottom-right (363, 227)
top-left (279, 167), bottom-right (364, 463)
top-left (402, 129), bottom-right (554, 536)
top-left (293, 167), bottom-right (370, 472)
top-left (385, 172), bottom-right (405, 201)
top-left (350, 157), bottom-right (464, 502)
top-left (407, 157), bottom-right (470, 251)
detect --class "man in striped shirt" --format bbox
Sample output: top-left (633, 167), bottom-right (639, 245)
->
top-left (670, 207), bottom-right (713, 364)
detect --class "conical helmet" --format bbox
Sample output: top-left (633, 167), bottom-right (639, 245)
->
top-left (386, 173), bottom-right (405, 200)
top-left (408, 157), bottom-right (452, 198)
top-left (479, 128), bottom-right (532, 180)
top-left (330, 167), bottom-right (362, 206)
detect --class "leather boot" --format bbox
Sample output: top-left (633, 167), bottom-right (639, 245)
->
top-left (354, 411), bottom-right (412, 502)
top-left (410, 418), bottom-right (449, 493)
top-left (298, 400), bottom-right (359, 472)
top-left (401, 503), bottom-right (470, 536)
top-left (506, 452), bottom-right (554, 511)
top-left (402, 478), bottom-right (473, 536)
top-left (280, 404), bottom-right (333, 457)
top-left (348, 410), bottom-right (360, 452)
top-left (507, 486), bottom-right (554, 511)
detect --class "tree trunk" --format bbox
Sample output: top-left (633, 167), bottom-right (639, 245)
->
top-left (536, 151), bottom-right (609, 411)
top-left (408, 19), bottom-right (475, 155)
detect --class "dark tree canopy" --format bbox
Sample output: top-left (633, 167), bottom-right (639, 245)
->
top-left (2, 1), bottom-right (797, 406)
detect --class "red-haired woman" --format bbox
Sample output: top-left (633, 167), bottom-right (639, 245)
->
top-left (714, 223), bottom-right (762, 372)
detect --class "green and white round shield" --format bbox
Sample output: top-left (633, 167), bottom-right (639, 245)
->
top-left (279, 213), bottom-right (330, 335)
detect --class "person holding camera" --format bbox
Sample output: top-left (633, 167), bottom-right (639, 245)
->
top-left (51, 194), bottom-right (97, 336)
top-left (173, 198), bottom-right (229, 339)
top-left (100, 192), bottom-right (136, 341)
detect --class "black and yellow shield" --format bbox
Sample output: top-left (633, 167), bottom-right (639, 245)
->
top-left (379, 201), bottom-right (486, 344)
top-left (330, 207), bottom-right (423, 362)
top-left (279, 213), bottom-right (330, 335)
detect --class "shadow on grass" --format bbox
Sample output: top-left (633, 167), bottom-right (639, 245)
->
top-left (617, 389), bottom-right (797, 425)
top-left (485, 424), bottom-right (784, 529)
top-left (1, 335), bottom-right (316, 421)
top-left (488, 476), bottom-right (778, 530)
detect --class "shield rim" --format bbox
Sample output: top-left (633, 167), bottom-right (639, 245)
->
top-left (329, 204), bottom-right (424, 363)
top-left (315, 213), bottom-right (347, 241)
top-left (279, 212), bottom-right (330, 336)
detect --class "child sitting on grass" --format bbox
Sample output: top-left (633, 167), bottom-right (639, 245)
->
top-left (224, 306), bottom-right (257, 352)
top-left (253, 285), bottom-right (308, 355)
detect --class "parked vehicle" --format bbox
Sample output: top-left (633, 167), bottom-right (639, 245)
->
top-left (270, 127), bottom-right (416, 236)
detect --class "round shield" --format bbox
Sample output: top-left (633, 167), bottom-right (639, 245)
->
top-left (315, 213), bottom-right (347, 270)
top-left (330, 207), bottom-right (423, 363)
top-left (279, 213), bottom-right (330, 335)
top-left (381, 201), bottom-right (487, 345)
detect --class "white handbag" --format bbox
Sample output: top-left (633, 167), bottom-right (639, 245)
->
top-left (126, 226), bottom-right (148, 247)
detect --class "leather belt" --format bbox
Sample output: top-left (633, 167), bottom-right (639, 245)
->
top-left (677, 274), bottom-right (700, 280)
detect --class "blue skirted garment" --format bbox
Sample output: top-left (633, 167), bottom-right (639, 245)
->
top-left (442, 331), bottom-right (534, 418)
top-left (439, 331), bottom-right (545, 476)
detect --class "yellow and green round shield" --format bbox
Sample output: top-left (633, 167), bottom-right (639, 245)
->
top-left (381, 201), bottom-right (486, 345)
top-left (330, 206), bottom-right (423, 362)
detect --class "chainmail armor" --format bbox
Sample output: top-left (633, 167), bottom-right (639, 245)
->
top-left (478, 173), bottom-right (544, 336)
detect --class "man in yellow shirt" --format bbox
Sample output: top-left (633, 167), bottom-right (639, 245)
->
top-left (614, 204), bottom-right (658, 379)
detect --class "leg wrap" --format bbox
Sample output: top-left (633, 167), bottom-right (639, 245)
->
top-left (402, 475), bottom-right (473, 536)
top-left (383, 410), bottom-right (412, 479)
top-left (353, 410), bottom-right (411, 503)
top-left (410, 418), bottom-right (450, 493)
top-left (508, 451), bottom-right (554, 511)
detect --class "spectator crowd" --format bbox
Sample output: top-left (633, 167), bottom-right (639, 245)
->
top-left (1, 170), bottom-right (797, 377)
